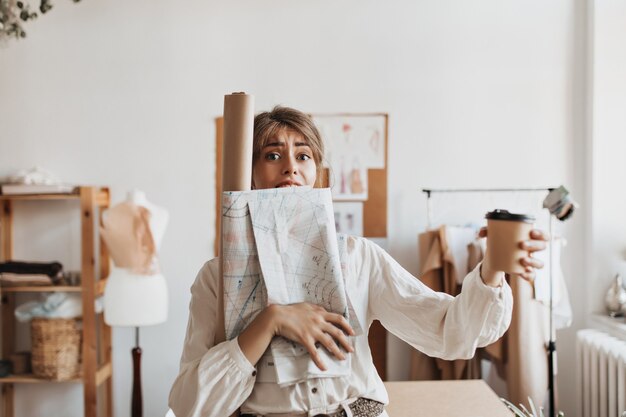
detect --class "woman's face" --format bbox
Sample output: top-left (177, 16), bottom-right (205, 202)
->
top-left (252, 129), bottom-right (317, 189)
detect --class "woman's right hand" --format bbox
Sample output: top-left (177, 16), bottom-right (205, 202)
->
top-left (268, 303), bottom-right (355, 371)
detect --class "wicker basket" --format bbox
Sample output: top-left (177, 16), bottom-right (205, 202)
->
top-left (31, 318), bottom-right (81, 381)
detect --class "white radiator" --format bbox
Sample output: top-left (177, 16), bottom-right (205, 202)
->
top-left (577, 329), bottom-right (626, 417)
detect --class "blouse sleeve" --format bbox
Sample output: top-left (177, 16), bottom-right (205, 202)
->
top-left (365, 240), bottom-right (513, 360)
top-left (168, 259), bottom-right (257, 417)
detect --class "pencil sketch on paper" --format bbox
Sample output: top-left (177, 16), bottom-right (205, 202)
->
top-left (312, 114), bottom-right (386, 201)
top-left (334, 202), bottom-right (364, 236)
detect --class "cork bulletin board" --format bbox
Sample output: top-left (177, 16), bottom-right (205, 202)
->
top-left (214, 112), bottom-right (389, 378)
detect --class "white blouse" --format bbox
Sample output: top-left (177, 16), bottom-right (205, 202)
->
top-left (168, 236), bottom-right (513, 417)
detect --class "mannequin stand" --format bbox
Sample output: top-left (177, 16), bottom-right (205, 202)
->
top-left (132, 327), bottom-right (143, 417)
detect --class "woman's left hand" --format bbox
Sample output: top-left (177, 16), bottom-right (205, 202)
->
top-left (518, 229), bottom-right (550, 281)
top-left (479, 227), bottom-right (550, 282)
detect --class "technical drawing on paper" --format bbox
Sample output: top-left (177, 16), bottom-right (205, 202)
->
top-left (221, 191), bottom-right (268, 342)
top-left (222, 187), bottom-right (361, 386)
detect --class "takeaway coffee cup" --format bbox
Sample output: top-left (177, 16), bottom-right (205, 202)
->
top-left (485, 209), bottom-right (535, 274)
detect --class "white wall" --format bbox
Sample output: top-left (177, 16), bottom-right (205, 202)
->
top-left (589, 0), bottom-right (626, 316)
top-left (0, 1), bottom-right (586, 416)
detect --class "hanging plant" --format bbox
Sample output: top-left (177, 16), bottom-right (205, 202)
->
top-left (0, 0), bottom-right (80, 41)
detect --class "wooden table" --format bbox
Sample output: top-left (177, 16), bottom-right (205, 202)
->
top-left (384, 380), bottom-right (511, 417)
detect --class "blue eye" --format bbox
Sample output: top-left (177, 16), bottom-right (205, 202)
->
top-left (265, 152), bottom-right (280, 161)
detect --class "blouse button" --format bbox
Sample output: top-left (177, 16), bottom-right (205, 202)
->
top-left (252, 370), bottom-right (257, 377)
top-left (311, 387), bottom-right (318, 394)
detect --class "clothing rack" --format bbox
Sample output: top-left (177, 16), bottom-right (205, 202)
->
top-left (422, 187), bottom-right (558, 417)
top-left (422, 187), bottom-right (555, 196)
top-left (422, 187), bottom-right (555, 230)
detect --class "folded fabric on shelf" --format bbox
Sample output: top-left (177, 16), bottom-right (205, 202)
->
top-left (14, 292), bottom-right (103, 322)
top-left (0, 261), bottom-right (63, 280)
top-left (0, 273), bottom-right (52, 287)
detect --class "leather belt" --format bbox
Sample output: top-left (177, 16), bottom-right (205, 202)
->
top-left (240, 397), bottom-right (384, 417)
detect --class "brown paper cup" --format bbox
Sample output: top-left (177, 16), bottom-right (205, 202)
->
top-left (485, 210), bottom-right (535, 274)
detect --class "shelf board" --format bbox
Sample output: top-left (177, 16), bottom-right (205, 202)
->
top-left (1, 285), bottom-right (82, 293)
top-left (0, 187), bottom-right (109, 206)
top-left (0, 373), bottom-right (81, 384)
top-left (1, 279), bottom-right (108, 294)
top-left (0, 192), bottom-right (79, 201)
top-left (0, 362), bottom-right (110, 385)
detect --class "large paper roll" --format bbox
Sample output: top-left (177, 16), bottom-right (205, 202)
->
top-left (222, 92), bottom-right (255, 191)
top-left (217, 92), bottom-right (255, 345)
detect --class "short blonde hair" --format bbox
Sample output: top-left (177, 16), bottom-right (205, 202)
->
top-left (253, 106), bottom-right (325, 185)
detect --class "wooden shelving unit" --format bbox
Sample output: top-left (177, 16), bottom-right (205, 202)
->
top-left (0, 186), bottom-right (113, 417)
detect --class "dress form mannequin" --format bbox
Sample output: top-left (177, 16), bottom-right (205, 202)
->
top-left (103, 190), bottom-right (169, 326)
top-left (126, 189), bottom-right (169, 251)
top-left (101, 190), bottom-right (169, 417)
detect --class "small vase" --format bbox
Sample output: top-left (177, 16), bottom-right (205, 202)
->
top-left (605, 274), bottom-right (626, 317)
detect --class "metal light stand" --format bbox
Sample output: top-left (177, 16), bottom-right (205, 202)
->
top-left (547, 213), bottom-right (556, 417)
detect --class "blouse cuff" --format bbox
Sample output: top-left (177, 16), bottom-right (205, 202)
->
top-left (469, 262), bottom-right (509, 301)
top-left (466, 262), bottom-right (513, 346)
top-left (229, 337), bottom-right (257, 377)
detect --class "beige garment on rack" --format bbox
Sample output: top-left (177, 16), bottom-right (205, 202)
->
top-left (409, 226), bottom-right (481, 381)
top-left (100, 202), bottom-right (158, 275)
top-left (467, 239), bottom-right (550, 408)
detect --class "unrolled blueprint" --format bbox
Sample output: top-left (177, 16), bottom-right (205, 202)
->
top-left (222, 187), bottom-right (361, 386)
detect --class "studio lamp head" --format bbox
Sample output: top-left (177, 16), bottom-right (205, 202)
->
top-left (543, 186), bottom-right (578, 221)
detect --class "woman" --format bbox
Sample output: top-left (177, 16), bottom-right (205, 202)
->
top-left (169, 106), bottom-right (547, 417)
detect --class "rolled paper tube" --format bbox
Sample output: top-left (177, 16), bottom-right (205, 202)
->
top-left (217, 92), bottom-right (255, 344)
top-left (222, 92), bottom-right (255, 192)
